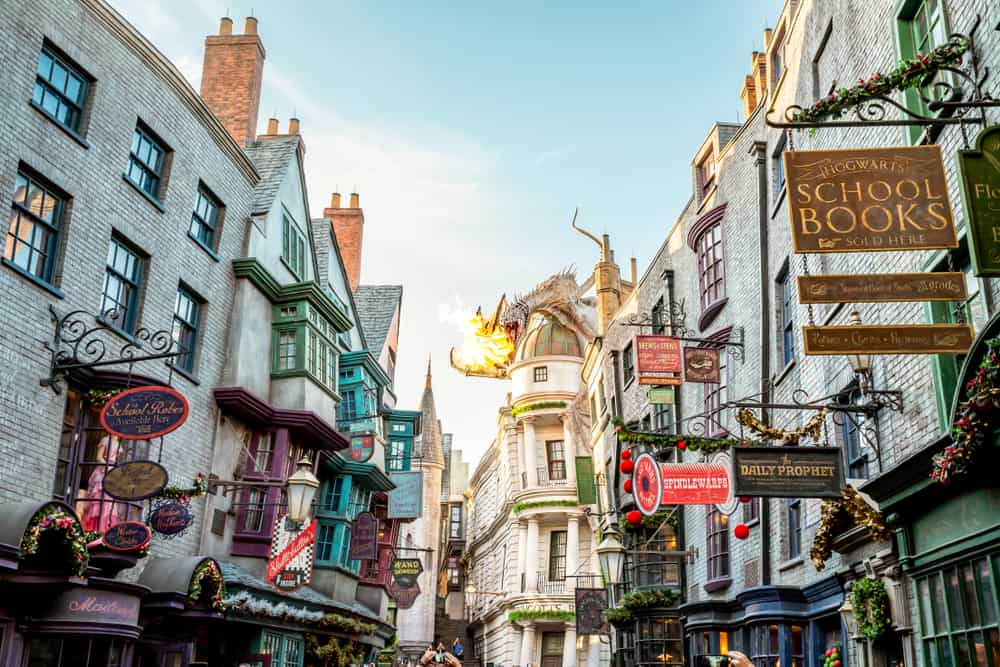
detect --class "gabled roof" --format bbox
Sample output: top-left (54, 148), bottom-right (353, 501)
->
top-left (245, 136), bottom-right (301, 215)
top-left (353, 285), bottom-right (403, 355)
top-left (312, 218), bottom-right (368, 351)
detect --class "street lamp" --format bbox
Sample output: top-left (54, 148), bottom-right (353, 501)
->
top-left (845, 310), bottom-right (873, 391)
top-left (596, 523), bottom-right (626, 586)
top-left (286, 456), bottom-right (320, 524)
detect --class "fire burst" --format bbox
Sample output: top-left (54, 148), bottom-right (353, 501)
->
top-left (449, 300), bottom-right (516, 378)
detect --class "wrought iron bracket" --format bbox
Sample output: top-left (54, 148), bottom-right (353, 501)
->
top-left (619, 301), bottom-right (745, 362)
top-left (41, 306), bottom-right (181, 393)
top-left (206, 478), bottom-right (286, 498)
top-left (766, 15), bottom-right (996, 135)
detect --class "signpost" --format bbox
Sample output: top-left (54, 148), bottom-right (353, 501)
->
top-left (784, 145), bottom-right (957, 253)
top-left (102, 461), bottom-right (168, 501)
top-left (100, 386), bottom-right (189, 439)
top-left (797, 273), bottom-right (967, 304)
top-left (348, 512), bottom-right (378, 561)
top-left (575, 588), bottom-right (610, 636)
top-left (958, 125), bottom-right (1000, 276)
top-left (683, 347), bottom-right (721, 383)
top-left (266, 515), bottom-right (316, 592)
top-left (388, 471), bottom-right (424, 519)
top-left (350, 434), bottom-right (375, 463)
top-left (390, 557), bottom-right (424, 589)
top-left (636, 335), bottom-right (682, 385)
top-left (102, 521), bottom-right (152, 551)
top-left (632, 453), bottom-right (731, 515)
top-left (802, 323), bottom-right (974, 355)
top-left (732, 447), bottom-right (844, 498)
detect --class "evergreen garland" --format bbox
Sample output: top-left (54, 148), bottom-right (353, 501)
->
top-left (508, 609), bottom-right (575, 623)
top-left (605, 607), bottom-right (633, 626)
top-left (512, 401), bottom-right (568, 418)
top-left (305, 634), bottom-right (364, 666)
top-left (19, 504), bottom-right (89, 577)
top-left (187, 559), bottom-right (225, 610)
top-left (157, 473), bottom-right (208, 501)
top-left (810, 487), bottom-right (891, 570)
top-left (512, 500), bottom-right (578, 514)
top-left (850, 577), bottom-right (891, 640)
top-left (614, 417), bottom-right (756, 455)
top-left (620, 589), bottom-right (677, 611)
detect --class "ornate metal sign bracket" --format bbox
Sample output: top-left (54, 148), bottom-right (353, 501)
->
top-left (620, 301), bottom-right (745, 362)
top-left (41, 306), bottom-right (181, 393)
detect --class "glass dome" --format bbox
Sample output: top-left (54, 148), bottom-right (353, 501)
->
top-left (518, 316), bottom-right (582, 360)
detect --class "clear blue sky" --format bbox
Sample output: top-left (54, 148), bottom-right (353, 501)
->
top-left (111, 0), bottom-right (784, 468)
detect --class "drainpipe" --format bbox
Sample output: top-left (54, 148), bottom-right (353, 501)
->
top-left (750, 138), bottom-right (772, 585)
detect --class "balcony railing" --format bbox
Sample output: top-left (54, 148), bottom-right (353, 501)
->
top-left (536, 467), bottom-right (570, 488)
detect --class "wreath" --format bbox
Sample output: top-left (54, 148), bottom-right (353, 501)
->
top-left (19, 504), bottom-right (89, 577)
top-left (188, 559), bottom-right (226, 610)
top-left (851, 576), bottom-right (891, 640)
top-left (932, 338), bottom-right (1000, 484)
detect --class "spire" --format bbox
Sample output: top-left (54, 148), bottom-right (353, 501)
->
top-left (425, 355), bottom-right (432, 389)
top-left (418, 356), bottom-right (444, 467)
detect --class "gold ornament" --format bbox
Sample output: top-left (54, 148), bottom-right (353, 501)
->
top-left (810, 487), bottom-right (891, 570)
top-left (737, 408), bottom-right (828, 445)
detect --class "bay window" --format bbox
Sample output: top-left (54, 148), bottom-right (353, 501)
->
top-left (688, 204), bottom-right (728, 330)
top-left (233, 431), bottom-right (306, 557)
top-left (315, 474), bottom-right (371, 574)
top-left (271, 301), bottom-right (340, 394)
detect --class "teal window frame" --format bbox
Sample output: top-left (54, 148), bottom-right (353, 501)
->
top-left (895, 0), bottom-right (951, 144)
top-left (33, 44), bottom-right (89, 134)
top-left (315, 475), bottom-right (371, 574)
top-left (387, 438), bottom-right (412, 472)
top-left (260, 630), bottom-right (304, 667)
top-left (281, 213), bottom-right (306, 279)
top-left (270, 301), bottom-right (340, 395)
top-left (6, 169), bottom-right (64, 286)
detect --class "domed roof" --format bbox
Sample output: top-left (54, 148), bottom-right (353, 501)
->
top-left (518, 317), bottom-right (582, 360)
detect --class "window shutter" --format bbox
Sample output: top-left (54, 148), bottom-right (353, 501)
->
top-left (575, 457), bottom-right (596, 505)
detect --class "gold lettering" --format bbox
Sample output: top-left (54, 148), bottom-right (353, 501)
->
top-left (923, 177), bottom-right (944, 200)
top-left (840, 182), bottom-right (863, 202)
top-left (896, 203), bottom-right (925, 231)
top-left (896, 179), bottom-right (920, 200)
top-left (867, 180), bottom-right (892, 202)
top-left (816, 182), bottom-right (837, 203)
top-left (799, 208), bottom-right (822, 234)
top-left (926, 201), bottom-right (951, 230)
top-left (796, 182), bottom-right (812, 204)
top-left (861, 205), bottom-right (893, 232)
top-left (827, 206), bottom-right (857, 234)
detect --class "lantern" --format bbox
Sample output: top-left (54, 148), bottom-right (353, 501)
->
top-left (286, 456), bottom-right (320, 524)
top-left (596, 524), bottom-right (626, 585)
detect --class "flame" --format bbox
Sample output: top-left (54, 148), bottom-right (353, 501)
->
top-left (449, 305), bottom-right (516, 378)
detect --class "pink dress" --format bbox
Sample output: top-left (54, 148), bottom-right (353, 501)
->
top-left (83, 436), bottom-right (123, 533)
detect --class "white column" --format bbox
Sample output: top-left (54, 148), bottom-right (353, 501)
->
top-left (516, 520), bottom-right (528, 593)
top-left (520, 623), bottom-right (536, 667)
top-left (511, 624), bottom-right (524, 667)
top-left (562, 414), bottom-right (577, 488)
top-left (523, 417), bottom-right (538, 488)
top-left (562, 622), bottom-right (578, 667)
top-left (525, 517), bottom-right (540, 593)
top-left (587, 635), bottom-right (601, 667)
top-left (566, 515), bottom-right (580, 591)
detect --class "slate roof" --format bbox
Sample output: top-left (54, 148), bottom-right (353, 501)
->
top-left (354, 285), bottom-right (402, 355)
top-left (244, 136), bottom-right (301, 214)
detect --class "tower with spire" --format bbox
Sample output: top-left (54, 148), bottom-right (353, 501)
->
top-left (395, 358), bottom-right (446, 655)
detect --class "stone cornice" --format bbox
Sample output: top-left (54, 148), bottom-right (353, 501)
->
top-left (232, 258), bottom-right (353, 332)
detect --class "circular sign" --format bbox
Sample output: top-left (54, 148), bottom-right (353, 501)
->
top-left (350, 434), bottom-right (374, 463)
top-left (711, 451), bottom-right (739, 515)
top-left (149, 500), bottom-right (192, 536)
top-left (632, 453), bottom-right (662, 516)
top-left (102, 521), bottom-right (152, 551)
top-left (103, 460), bottom-right (169, 501)
top-left (100, 385), bottom-right (189, 440)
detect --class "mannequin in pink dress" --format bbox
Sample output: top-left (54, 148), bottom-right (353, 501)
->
top-left (83, 435), bottom-right (121, 533)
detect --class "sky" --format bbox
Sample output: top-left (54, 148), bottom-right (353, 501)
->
top-left (109, 0), bottom-right (784, 470)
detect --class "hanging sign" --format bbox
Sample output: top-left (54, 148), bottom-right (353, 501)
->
top-left (102, 521), bottom-right (152, 551)
top-left (388, 579), bottom-right (420, 609)
top-left (683, 347), bottom-right (721, 383)
top-left (711, 451), bottom-right (740, 515)
top-left (388, 471), bottom-right (423, 519)
top-left (390, 557), bottom-right (424, 589)
top-left (350, 434), bottom-right (375, 463)
top-left (636, 335), bottom-right (682, 385)
top-left (784, 145), bottom-right (957, 253)
top-left (575, 588), bottom-right (610, 636)
top-left (632, 453), bottom-right (732, 515)
top-left (802, 323), bottom-right (974, 355)
top-left (632, 454), bottom-right (662, 516)
top-left (732, 446), bottom-right (844, 498)
top-left (348, 512), bottom-right (378, 561)
top-left (148, 500), bottom-right (192, 536)
top-left (102, 460), bottom-right (169, 500)
top-left (797, 272), bottom-right (967, 303)
top-left (958, 125), bottom-right (1000, 276)
top-left (100, 385), bottom-right (189, 439)
top-left (266, 515), bottom-right (316, 592)
top-left (647, 387), bottom-right (675, 404)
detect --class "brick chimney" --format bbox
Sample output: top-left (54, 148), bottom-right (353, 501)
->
top-left (200, 16), bottom-right (266, 147)
top-left (324, 192), bottom-right (364, 291)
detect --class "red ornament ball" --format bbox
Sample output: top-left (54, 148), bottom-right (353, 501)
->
top-left (739, 496), bottom-right (752, 504)
top-left (620, 460), bottom-right (635, 474)
top-left (834, 661), bottom-right (841, 667)
top-left (626, 510), bottom-right (642, 526)
top-left (623, 479), bottom-right (633, 494)
top-left (734, 523), bottom-right (750, 540)
top-left (677, 440), bottom-right (688, 450)
top-left (621, 449), bottom-right (632, 460)
top-left (741, 440), bottom-right (749, 446)
top-left (825, 649), bottom-right (833, 657)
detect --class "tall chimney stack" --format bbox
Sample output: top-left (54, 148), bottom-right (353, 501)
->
top-left (200, 16), bottom-right (266, 147)
top-left (266, 117), bottom-right (279, 135)
top-left (288, 117), bottom-right (300, 135)
top-left (324, 192), bottom-right (364, 291)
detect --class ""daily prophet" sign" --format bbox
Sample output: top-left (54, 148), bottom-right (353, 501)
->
top-left (797, 272), bottom-right (967, 304)
top-left (784, 145), bottom-right (957, 253)
top-left (802, 323), bottom-right (974, 355)
top-left (732, 447), bottom-right (844, 498)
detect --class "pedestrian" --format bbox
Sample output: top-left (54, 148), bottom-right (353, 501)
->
top-left (451, 638), bottom-right (464, 660)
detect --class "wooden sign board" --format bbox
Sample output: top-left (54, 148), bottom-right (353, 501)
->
top-left (958, 125), bottom-right (1000, 276)
top-left (636, 336), bottom-right (682, 373)
top-left (732, 447), bottom-right (844, 498)
top-left (390, 557), bottom-right (423, 589)
top-left (647, 387), bottom-right (675, 404)
top-left (638, 375), bottom-right (682, 386)
top-left (149, 500), bottom-right (192, 536)
top-left (802, 323), bottom-right (974, 355)
top-left (102, 460), bottom-right (168, 501)
top-left (683, 347), bottom-right (721, 383)
top-left (575, 588), bottom-right (610, 636)
top-left (100, 386), bottom-right (189, 439)
top-left (348, 512), bottom-right (378, 561)
top-left (797, 272), bottom-right (967, 304)
top-left (784, 145), bottom-right (957, 253)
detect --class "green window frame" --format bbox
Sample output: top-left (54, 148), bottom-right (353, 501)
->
top-left (260, 630), bottom-right (304, 667)
top-left (281, 214), bottom-right (306, 279)
top-left (387, 439), bottom-right (411, 471)
top-left (896, 0), bottom-right (950, 144)
top-left (270, 302), bottom-right (340, 395)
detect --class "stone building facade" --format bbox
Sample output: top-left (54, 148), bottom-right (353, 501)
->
top-left (588, 2), bottom-right (1000, 667)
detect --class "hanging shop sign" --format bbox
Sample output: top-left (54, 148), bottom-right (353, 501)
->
top-left (647, 387), bottom-right (675, 404)
top-left (388, 579), bottom-right (420, 609)
top-left (349, 434), bottom-right (375, 463)
top-left (711, 451), bottom-right (740, 515)
top-left (683, 347), bottom-right (721, 383)
top-left (148, 500), bottom-right (192, 536)
top-left (47, 587), bottom-right (141, 627)
top-left (958, 125), bottom-right (1000, 276)
top-left (797, 272), bottom-right (967, 304)
top-left (102, 521), bottom-right (152, 551)
top-left (784, 145), bottom-right (957, 254)
top-left (639, 375), bottom-right (683, 386)
top-left (732, 446), bottom-right (844, 498)
top-left (802, 323), bottom-right (974, 355)
top-left (390, 556), bottom-right (424, 589)
top-left (266, 515), bottom-right (316, 592)
top-left (100, 385), bottom-right (189, 439)
top-left (348, 512), bottom-right (378, 561)
top-left (636, 335), bottom-right (682, 385)
top-left (388, 471), bottom-right (424, 519)
top-left (575, 587), bottom-right (610, 636)
top-left (632, 453), bottom-right (731, 515)
top-left (102, 460), bottom-right (169, 501)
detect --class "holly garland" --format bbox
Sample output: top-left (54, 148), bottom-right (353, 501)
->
top-left (20, 504), bottom-right (89, 577)
top-left (811, 487), bottom-right (890, 570)
top-left (932, 338), bottom-right (1000, 484)
top-left (737, 408), bottom-right (827, 445)
top-left (188, 559), bottom-right (226, 610)
top-left (851, 576), bottom-right (891, 640)
top-left (614, 417), bottom-right (757, 455)
top-left (620, 588), bottom-right (677, 611)
top-left (158, 473), bottom-right (208, 502)
top-left (791, 38), bottom-right (969, 124)
top-left (823, 646), bottom-right (843, 667)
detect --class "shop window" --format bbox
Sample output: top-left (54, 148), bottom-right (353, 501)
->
top-left (33, 44), bottom-right (90, 134)
top-left (548, 530), bottom-right (567, 581)
top-left (171, 283), bottom-right (203, 375)
top-left (281, 213), bottom-right (306, 279)
top-left (261, 630), bottom-right (304, 667)
top-left (917, 556), bottom-right (999, 666)
top-left (706, 509), bottom-right (730, 583)
top-left (546, 440), bottom-right (566, 481)
top-left (787, 498), bottom-right (802, 559)
top-left (189, 182), bottom-right (223, 253)
top-left (101, 235), bottom-right (145, 334)
top-left (623, 343), bottom-right (635, 385)
top-left (896, 0), bottom-right (951, 143)
top-left (749, 624), bottom-right (804, 667)
top-left (126, 122), bottom-right (169, 201)
top-left (27, 637), bottom-right (126, 667)
top-left (837, 386), bottom-right (869, 479)
top-left (635, 617), bottom-right (683, 666)
top-left (5, 168), bottom-right (65, 287)
top-left (633, 521), bottom-right (681, 589)
top-left (387, 438), bottom-right (411, 472)
top-left (534, 365), bottom-right (548, 382)
top-left (692, 630), bottom-right (730, 662)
